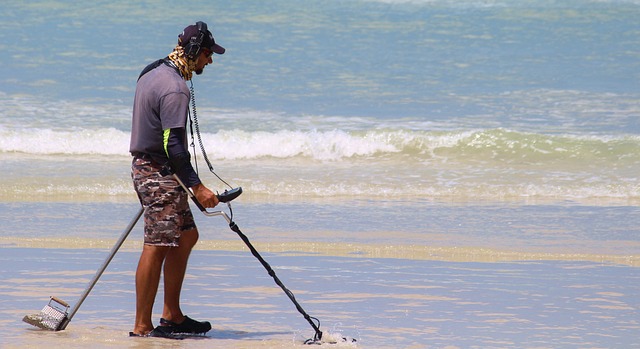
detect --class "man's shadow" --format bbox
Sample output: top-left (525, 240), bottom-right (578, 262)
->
top-left (175, 329), bottom-right (293, 341)
top-left (210, 329), bottom-right (291, 340)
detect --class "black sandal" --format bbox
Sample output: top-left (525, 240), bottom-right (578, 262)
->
top-left (159, 315), bottom-right (211, 334)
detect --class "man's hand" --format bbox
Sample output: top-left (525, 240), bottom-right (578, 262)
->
top-left (191, 183), bottom-right (219, 208)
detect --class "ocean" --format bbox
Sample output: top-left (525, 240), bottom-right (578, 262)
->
top-left (1, 0), bottom-right (639, 348)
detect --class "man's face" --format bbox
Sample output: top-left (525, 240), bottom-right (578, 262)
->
top-left (194, 49), bottom-right (213, 75)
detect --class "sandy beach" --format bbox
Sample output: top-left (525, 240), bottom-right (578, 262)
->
top-left (2, 201), bottom-right (639, 348)
top-left (2, 245), bottom-right (639, 348)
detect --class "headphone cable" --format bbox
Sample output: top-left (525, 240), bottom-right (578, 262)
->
top-left (188, 80), bottom-right (233, 189)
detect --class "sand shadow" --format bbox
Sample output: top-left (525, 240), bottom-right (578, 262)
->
top-left (167, 329), bottom-right (292, 341)
top-left (210, 329), bottom-right (292, 340)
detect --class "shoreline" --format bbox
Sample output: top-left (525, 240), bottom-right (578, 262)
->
top-left (2, 237), bottom-right (638, 267)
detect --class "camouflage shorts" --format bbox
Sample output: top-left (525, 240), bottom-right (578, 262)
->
top-left (131, 156), bottom-right (196, 247)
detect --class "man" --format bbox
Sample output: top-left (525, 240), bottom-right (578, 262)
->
top-left (129, 21), bottom-right (225, 338)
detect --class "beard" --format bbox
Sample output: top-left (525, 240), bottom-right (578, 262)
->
top-left (195, 68), bottom-right (204, 75)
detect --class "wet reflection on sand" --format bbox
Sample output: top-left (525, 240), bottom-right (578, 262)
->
top-left (2, 246), bottom-right (638, 348)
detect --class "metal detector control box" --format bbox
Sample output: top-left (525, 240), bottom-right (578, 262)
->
top-left (217, 187), bottom-right (242, 203)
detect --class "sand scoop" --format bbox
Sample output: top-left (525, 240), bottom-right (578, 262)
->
top-left (23, 207), bottom-right (144, 331)
top-left (21, 183), bottom-right (243, 332)
top-left (22, 181), bottom-right (244, 331)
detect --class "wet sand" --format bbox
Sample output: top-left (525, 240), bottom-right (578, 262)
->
top-left (1, 200), bottom-right (639, 348)
top-left (2, 245), bottom-right (639, 348)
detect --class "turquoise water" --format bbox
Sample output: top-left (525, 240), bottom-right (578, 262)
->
top-left (3, 1), bottom-right (640, 116)
top-left (1, 0), bottom-right (640, 202)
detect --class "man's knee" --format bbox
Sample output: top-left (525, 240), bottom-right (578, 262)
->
top-left (140, 244), bottom-right (171, 263)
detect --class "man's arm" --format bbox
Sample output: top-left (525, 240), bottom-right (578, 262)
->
top-left (164, 127), bottom-right (218, 208)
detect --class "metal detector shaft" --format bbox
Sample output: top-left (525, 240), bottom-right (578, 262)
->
top-left (226, 220), bottom-right (324, 342)
top-left (59, 207), bottom-right (143, 330)
top-left (171, 174), bottom-right (324, 342)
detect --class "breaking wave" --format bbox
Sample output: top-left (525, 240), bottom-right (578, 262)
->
top-left (2, 126), bottom-right (639, 165)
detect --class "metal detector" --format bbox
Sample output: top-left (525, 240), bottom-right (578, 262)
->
top-left (170, 172), bottom-right (355, 345)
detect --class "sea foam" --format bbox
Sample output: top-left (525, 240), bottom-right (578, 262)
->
top-left (2, 126), bottom-right (640, 166)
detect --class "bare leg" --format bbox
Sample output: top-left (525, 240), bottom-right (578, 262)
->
top-left (132, 244), bottom-right (169, 335)
top-left (161, 228), bottom-right (199, 323)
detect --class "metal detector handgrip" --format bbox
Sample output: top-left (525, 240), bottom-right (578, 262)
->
top-left (169, 173), bottom-right (241, 216)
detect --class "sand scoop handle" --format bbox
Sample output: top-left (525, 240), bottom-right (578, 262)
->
top-left (62, 207), bottom-right (144, 328)
top-left (23, 207), bottom-right (143, 331)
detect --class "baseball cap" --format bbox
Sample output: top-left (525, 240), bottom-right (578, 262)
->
top-left (179, 22), bottom-right (225, 56)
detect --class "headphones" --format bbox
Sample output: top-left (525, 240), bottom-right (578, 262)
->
top-left (183, 21), bottom-right (209, 59)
